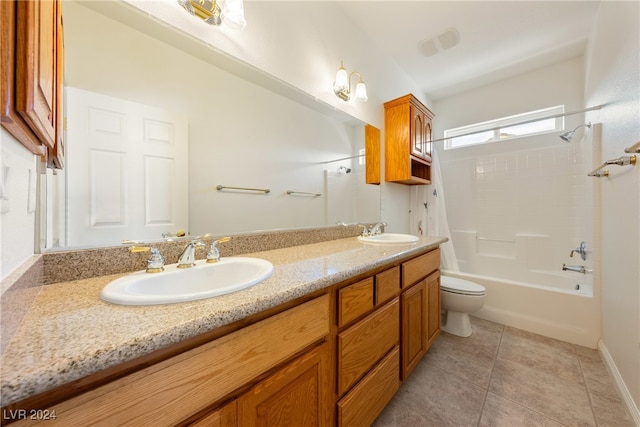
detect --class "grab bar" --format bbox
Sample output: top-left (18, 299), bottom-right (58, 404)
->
top-left (476, 236), bottom-right (515, 243)
top-left (624, 141), bottom-right (640, 154)
top-left (587, 155), bottom-right (636, 178)
top-left (216, 185), bottom-right (270, 194)
top-left (286, 190), bottom-right (321, 197)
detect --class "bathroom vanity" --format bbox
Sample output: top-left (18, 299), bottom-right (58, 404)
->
top-left (1, 234), bottom-right (445, 426)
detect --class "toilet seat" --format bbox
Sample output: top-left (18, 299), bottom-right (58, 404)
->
top-left (441, 276), bottom-right (485, 296)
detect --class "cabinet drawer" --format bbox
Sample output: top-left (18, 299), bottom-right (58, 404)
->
top-left (337, 346), bottom-right (400, 427)
top-left (24, 295), bottom-right (330, 427)
top-left (338, 298), bottom-right (399, 396)
top-left (402, 248), bottom-right (440, 288)
top-left (375, 266), bottom-right (400, 305)
top-left (338, 277), bottom-right (374, 327)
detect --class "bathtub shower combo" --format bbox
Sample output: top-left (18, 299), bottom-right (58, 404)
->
top-left (443, 231), bottom-right (598, 347)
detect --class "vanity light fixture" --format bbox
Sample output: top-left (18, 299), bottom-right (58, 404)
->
top-left (333, 61), bottom-right (368, 102)
top-left (177, 0), bottom-right (246, 29)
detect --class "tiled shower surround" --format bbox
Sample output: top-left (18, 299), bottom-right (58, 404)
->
top-left (440, 137), bottom-right (594, 288)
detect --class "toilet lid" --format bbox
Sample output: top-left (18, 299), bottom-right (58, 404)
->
top-left (441, 276), bottom-right (486, 296)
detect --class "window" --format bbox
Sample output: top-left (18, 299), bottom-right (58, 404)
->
top-left (444, 105), bottom-right (565, 150)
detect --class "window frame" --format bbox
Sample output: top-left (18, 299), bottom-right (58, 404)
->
top-left (443, 105), bottom-right (565, 150)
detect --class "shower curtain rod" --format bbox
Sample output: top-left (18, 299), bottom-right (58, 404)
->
top-left (431, 104), bottom-right (603, 144)
top-left (322, 154), bottom-right (364, 164)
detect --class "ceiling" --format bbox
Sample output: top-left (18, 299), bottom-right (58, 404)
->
top-left (337, 1), bottom-right (601, 100)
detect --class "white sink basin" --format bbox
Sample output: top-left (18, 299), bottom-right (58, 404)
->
top-left (358, 233), bottom-right (419, 245)
top-left (101, 257), bottom-right (274, 306)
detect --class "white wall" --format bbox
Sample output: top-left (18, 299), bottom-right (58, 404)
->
top-left (584, 0), bottom-right (640, 416)
top-left (0, 130), bottom-right (37, 279)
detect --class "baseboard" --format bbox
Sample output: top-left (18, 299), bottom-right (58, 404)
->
top-left (598, 340), bottom-right (640, 426)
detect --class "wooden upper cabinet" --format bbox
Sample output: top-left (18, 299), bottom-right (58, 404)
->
top-left (384, 94), bottom-right (434, 185)
top-left (1, 0), bottom-right (64, 167)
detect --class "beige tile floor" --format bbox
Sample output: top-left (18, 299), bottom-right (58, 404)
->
top-left (373, 317), bottom-right (635, 427)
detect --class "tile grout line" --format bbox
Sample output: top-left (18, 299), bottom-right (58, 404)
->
top-left (576, 345), bottom-right (601, 427)
top-left (474, 325), bottom-right (505, 427)
top-left (484, 326), bottom-right (575, 427)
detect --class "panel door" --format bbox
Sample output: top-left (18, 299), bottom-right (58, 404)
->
top-left (427, 270), bottom-right (441, 346)
top-left (238, 344), bottom-right (330, 427)
top-left (401, 279), bottom-right (427, 380)
top-left (410, 104), bottom-right (423, 158)
top-left (66, 87), bottom-right (188, 246)
top-left (15, 0), bottom-right (58, 149)
top-left (424, 120), bottom-right (432, 161)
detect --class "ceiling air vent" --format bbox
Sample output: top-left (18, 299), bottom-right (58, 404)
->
top-left (418, 28), bottom-right (460, 57)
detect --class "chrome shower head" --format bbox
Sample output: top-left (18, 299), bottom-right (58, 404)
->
top-left (339, 166), bottom-right (351, 174)
top-left (559, 122), bottom-right (591, 142)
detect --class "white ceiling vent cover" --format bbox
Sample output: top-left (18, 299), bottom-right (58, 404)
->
top-left (418, 28), bottom-right (461, 57)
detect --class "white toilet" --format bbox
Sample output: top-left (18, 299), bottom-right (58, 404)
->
top-left (440, 276), bottom-right (486, 337)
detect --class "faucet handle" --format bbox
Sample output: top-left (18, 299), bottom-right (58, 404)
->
top-left (570, 241), bottom-right (588, 261)
top-left (207, 237), bottom-right (231, 263)
top-left (146, 248), bottom-right (165, 273)
top-left (356, 223), bottom-right (370, 237)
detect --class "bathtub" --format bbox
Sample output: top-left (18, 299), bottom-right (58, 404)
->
top-left (442, 269), bottom-right (600, 348)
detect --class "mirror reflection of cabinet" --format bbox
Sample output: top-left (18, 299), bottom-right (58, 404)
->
top-left (1, 0), bottom-right (65, 167)
top-left (384, 94), bottom-right (434, 185)
top-left (365, 124), bottom-right (381, 185)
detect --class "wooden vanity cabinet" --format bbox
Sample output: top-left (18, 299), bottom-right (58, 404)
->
top-left (335, 267), bottom-right (401, 427)
top-left (400, 248), bottom-right (441, 379)
top-left (1, 0), bottom-right (65, 166)
top-left (10, 295), bottom-right (330, 427)
top-left (384, 94), bottom-right (434, 185)
top-left (190, 400), bottom-right (237, 427)
top-left (6, 248), bottom-right (442, 427)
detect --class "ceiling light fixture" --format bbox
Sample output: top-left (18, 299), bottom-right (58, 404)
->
top-left (177, 0), bottom-right (246, 29)
top-left (333, 61), bottom-right (368, 102)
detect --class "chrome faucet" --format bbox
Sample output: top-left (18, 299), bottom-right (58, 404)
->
top-left (369, 222), bottom-right (387, 235)
top-left (177, 240), bottom-right (205, 268)
top-left (562, 264), bottom-right (592, 274)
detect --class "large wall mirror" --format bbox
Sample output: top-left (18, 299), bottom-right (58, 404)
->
top-left (46, 0), bottom-right (381, 250)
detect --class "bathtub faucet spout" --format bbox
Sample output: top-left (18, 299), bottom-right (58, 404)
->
top-left (562, 264), bottom-right (592, 274)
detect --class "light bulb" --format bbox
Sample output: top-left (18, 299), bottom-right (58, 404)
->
top-left (333, 66), bottom-right (348, 93)
top-left (355, 81), bottom-right (368, 102)
top-left (222, 0), bottom-right (246, 29)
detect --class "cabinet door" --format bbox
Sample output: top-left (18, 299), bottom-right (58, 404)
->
top-left (410, 105), bottom-right (423, 158)
top-left (1, 1), bottom-right (43, 155)
top-left (423, 120), bottom-right (432, 161)
top-left (15, 0), bottom-right (58, 149)
top-left (401, 280), bottom-right (427, 380)
top-left (238, 343), bottom-right (330, 427)
top-left (191, 401), bottom-right (237, 427)
top-left (426, 271), bottom-right (441, 347)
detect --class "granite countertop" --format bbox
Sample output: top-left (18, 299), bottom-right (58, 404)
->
top-left (0, 235), bottom-right (445, 407)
